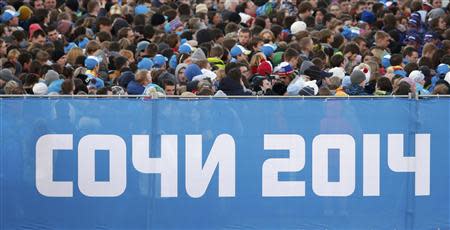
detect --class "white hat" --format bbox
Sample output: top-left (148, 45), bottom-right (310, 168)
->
top-left (409, 70), bottom-right (425, 83)
top-left (328, 67), bottom-right (345, 79)
top-left (32, 82), bottom-right (48, 95)
top-left (302, 80), bottom-right (319, 95)
top-left (195, 4), bottom-right (208, 14)
top-left (290, 21), bottom-right (307, 34)
top-left (444, 72), bottom-right (450, 85)
top-left (239, 13), bottom-right (251, 24)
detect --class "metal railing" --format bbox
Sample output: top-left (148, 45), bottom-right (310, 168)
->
top-left (0, 94), bottom-right (416, 99)
top-left (0, 94), bottom-right (448, 99)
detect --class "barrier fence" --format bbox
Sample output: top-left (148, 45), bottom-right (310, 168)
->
top-left (1, 97), bottom-right (449, 229)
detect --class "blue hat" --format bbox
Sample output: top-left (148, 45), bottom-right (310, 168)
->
top-left (360, 10), bottom-right (376, 24)
top-left (169, 54), bottom-right (178, 69)
top-left (184, 64), bottom-right (202, 81)
top-left (406, 34), bottom-right (420, 44)
top-left (408, 18), bottom-right (419, 26)
top-left (178, 43), bottom-right (192, 54)
top-left (47, 79), bottom-right (64, 93)
top-left (437, 64), bottom-right (450, 77)
top-left (1, 9), bottom-right (19, 22)
top-left (424, 32), bottom-right (439, 43)
top-left (260, 44), bottom-right (275, 58)
top-left (84, 56), bottom-right (100, 70)
top-left (137, 58), bottom-right (154, 70)
top-left (136, 41), bottom-right (150, 53)
top-left (78, 37), bottom-right (89, 49)
top-left (153, 54), bottom-right (168, 68)
top-left (341, 26), bottom-right (359, 40)
top-left (135, 4), bottom-right (149, 15)
top-left (230, 45), bottom-right (251, 58)
top-left (342, 75), bottom-right (351, 88)
top-left (64, 42), bottom-right (78, 54)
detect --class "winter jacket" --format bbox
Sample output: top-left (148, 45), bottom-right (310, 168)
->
top-left (345, 84), bottom-right (368, 95)
top-left (218, 77), bottom-right (251, 95)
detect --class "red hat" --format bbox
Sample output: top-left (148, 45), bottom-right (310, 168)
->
top-left (29, 23), bottom-right (43, 39)
top-left (257, 60), bottom-right (273, 76)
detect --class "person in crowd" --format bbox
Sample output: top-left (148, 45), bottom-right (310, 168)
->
top-left (0, 0), bottom-right (448, 98)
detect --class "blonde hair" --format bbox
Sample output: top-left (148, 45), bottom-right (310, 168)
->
top-left (67, 47), bottom-right (84, 66)
top-left (250, 52), bottom-right (266, 70)
top-left (7, 49), bottom-right (20, 61)
top-left (118, 38), bottom-right (131, 50)
top-left (259, 29), bottom-right (275, 42)
top-left (119, 49), bottom-right (134, 62)
top-left (422, 43), bottom-right (437, 58)
top-left (135, 70), bottom-right (150, 84)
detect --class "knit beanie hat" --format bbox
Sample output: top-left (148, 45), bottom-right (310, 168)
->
top-left (350, 70), bottom-right (366, 85)
top-left (257, 60), bottom-right (273, 76)
top-left (191, 48), bottom-right (207, 62)
top-left (184, 64), bottom-right (202, 81)
top-left (196, 29), bottom-right (212, 45)
top-left (151, 13), bottom-right (166, 26)
top-left (45, 70), bottom-right (60, 86)
top-left (32, 82), bottom-right (48, 95)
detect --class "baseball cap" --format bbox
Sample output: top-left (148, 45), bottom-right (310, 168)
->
top-left (136, 41), bottom-right (150, 53)
top-left (230, 45), bottom-right (251, 57)
top-left (153, 54), bottom-right (168, 67)
top-left (135, 4), bottom-right (149, 15)
top-left (424, 32), bottom-right (439, 43)
top-left (406, 34), bottom-right (421, 43)
top-left (260, 44), bottom-right (276, 58)
top-left (437, 64), bottom-right (450, 77)
top-left (137, 58), bottom-right (154, 70)
top-left (84, 56), bottom-right (100, 70)
top-left (1, 9), bottom-right (19, 22)
top-left (178, 43), bottom-right (193, 54)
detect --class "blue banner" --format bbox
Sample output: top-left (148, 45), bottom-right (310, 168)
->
top-left (1, 98), bottom-right (449, 229)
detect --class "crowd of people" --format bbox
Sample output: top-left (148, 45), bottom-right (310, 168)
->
top-left (0, 0), bottom-right (450, 97)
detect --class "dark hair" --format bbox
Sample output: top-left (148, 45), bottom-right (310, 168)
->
top-left (394, 81), bottom-right (411, 95)
top-left (403, 46), bottom-right (418, 57)
top-left (61, 79), bottom-right (74, 95)
top-left (31, 30), bottom-right (46, 39)
top-left (96, 31), bottom-right (112, 43)
top-left (298, 1), bottom-right (313, 14)
top-left (163, 79), bottom-right (176, 88)
top-left (227, 67), bottom-right (243, 81)
top-left (254, 16), bottom-right (266, 28)
top-left (343, 43), bottom-right (360, 55)
top-left (143, 25), bottom-right (155, 40)
top-left (18, 52), bottom-right (33, 66)
top-left (390, 54), bottom-right (403, 66)
top-left (404, 63), bottom-right (419, 76)
top-left (114, 56), bottom-right (129, 70)
top-left (284, 48), bottom-right (300, 62)
top-left (330, 54), bottom-right (345, 67)
top-left (377, 77), bottom-right (393, 92)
